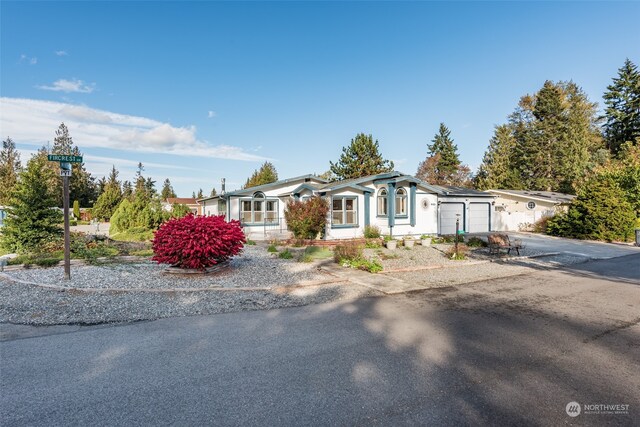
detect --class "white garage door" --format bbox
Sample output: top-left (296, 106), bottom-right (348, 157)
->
top-left (468, 203), bottom-right (490, 233)
top-left (439, 203), bottom-right (464, 235)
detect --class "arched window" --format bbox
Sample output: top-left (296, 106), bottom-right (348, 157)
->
top-left (395, 188), bottom-right (407, 216)
top-left (377, 188), bottom-right (388, 216)
top-left (241, 192), bottom-right (278, 224)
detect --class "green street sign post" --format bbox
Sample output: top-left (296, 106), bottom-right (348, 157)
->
top-left (47, 156), bottom-right (79, 280)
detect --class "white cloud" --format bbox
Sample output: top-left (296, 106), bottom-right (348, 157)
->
top-left (1, 97), bottom-right (269, 162)
top-left (55, 50), bottom-right (68, 56)
top-left (37, 78), bottom-right (95, 93)
top-left (207, 111), bottom-right (216, 118)
top-left (20, 54), bottom-right (37, 65)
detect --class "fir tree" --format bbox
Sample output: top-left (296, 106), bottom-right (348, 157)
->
top-left (121, 180), bottom-right (133, 199)
top-left (0, 137), bottom-right (22, 205)
top-left (196, 188), bottom-right (204, 199)
top-left (50, 123), bottom-right (96, 207)
top-left (475, 125), bottom-right (523, 190)
top-left (329, 133), bottom-right (394, 180)
top-left (92, 166), bottom-right (122, 221)
top-left (603, 58), bottom-right (640, 154)
top-left (209, 187), bottom-right (217, 197)
top-left (244, 161), bottom-right (279, 188)
top-left (416, 124), bottom-right (471, 186)
top-left (161, 178), bottom-right (177, 200)
top-left (1, 155), bottom-right (62, 253)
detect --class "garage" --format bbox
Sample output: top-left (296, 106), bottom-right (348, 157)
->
top-left (433, 186), bottom-right (495, 236)
top-left (468, 202), bottom-right (491, 233)
top-left (438, 203), bottom-right (464, 235)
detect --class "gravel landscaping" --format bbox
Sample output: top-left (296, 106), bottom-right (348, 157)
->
top-left (3, 246), bottom-right (329, 290)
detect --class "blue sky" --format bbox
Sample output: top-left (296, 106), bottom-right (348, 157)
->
top-left (1, 1), bottom-right (639, 197)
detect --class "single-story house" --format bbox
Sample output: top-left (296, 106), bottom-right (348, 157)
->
top-left (487, 189), bottom-right (575, 231)
top-left (162, 198), bottom-right (201, 215)
top-left (198, 171), bottom-right (496, 240)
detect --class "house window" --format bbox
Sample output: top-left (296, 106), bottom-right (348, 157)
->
top-left (218, 199), bottom-right (227, 216)
top-left (332, 197), bottom-right (357, 226)
top-left (240, 192), bottom-right (278, 224)
top-left (527, 201), bottom-right (536, 210)
top-left (377, 188), bottom-right (388, 216)
top-left (395, 188), bottom-right (407, 216)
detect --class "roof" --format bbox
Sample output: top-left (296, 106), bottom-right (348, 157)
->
top-left (165, 198), bottom-right (198, 205)
top-left (221, 174), bottom-right (328, 198)
top-left (429, 185), bottom-right (494, 197)
top-left (319, 171), bottom-right (442, 194)
top-left (488, 189), bottom-right (576, 204)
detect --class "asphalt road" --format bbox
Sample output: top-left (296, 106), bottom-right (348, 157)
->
top-left (1, 254), bottom-right (639, 426)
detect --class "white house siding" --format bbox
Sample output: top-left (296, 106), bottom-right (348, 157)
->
top-left (491, 195), bottom-right (561, 231)
top-left (325, 189), bottom-right (365, 240)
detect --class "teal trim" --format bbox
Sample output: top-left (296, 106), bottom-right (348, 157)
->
top-left (293, 194), bottom-right (300, 201)
top-left (387, 182), bottom-right (396, 227)
top-left (410, 183), bottom-right (416, 226)
top-left (331, 224), bottom-right (359, 229)
top-left (364, 193), bottom-right (370, 227)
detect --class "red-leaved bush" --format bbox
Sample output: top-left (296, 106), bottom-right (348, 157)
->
top-left (152, 214), bottom-right (245, 269)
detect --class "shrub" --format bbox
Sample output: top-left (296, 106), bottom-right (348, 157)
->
top-left (267, 244), bottom-right (278, 253)
top-left (171, 203), bottom-right (192, 219)
top-left (547, 175), bottom-right (635, 241)
top-left (466, 237), bottom-right (487, 247)
top-left (246, 239), bottom-right (256, 246)
top-left (73, 200), bottom-right (80, 219)
top-left (278, 249), bottom-right (293, 259)
top-left (333, 241), bottom-right (363, 263)
top-left (341, 257), bottom-right (383, 273)
top-left (284, 196), bottom-right (329, 240)
top-left (364, 238), bottom-right (382, 249)
top-left (532, 216), bottom-right (552, 234)
top-left (363, 225), bottom-right (381, 238)
top-left (152, 214), bottom-right (245, 269)
top-left (446, 244), bottom-right (469, 260)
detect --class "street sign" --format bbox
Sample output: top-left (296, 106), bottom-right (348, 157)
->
top-left (60, 170), bottom-right (72, 177)
top-left (47, 155), bottom-right (83, 163)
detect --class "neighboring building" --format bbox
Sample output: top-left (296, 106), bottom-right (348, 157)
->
top-left (162, 198), bottom-right (201, 215)
top-left (487, 189), bottom-right (575, 231)
top-left (198, 171), bottom-right (496, 241)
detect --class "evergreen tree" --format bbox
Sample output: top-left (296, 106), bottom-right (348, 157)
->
top-left (603, 59), bottom-right (640, 154)
top-left (121, 180), bottom-right (133, 199)
top-left (0, 155), bottom-right (62, 253)
top-left (416, 124), bottom-right (471, 186)
top-left (196, 188), bottom-right (204, 199)
top-left (95, 177), bottom-right (107, 197)
top-left (481, 80), bottom-right (603, 193)
top-left (329, 133), bottom-right (394, 180)
top-left (209, 187), bottom-right (217, 197)
top-left (0, 137), bottom-right (22, 205)
top-left (51, 123), bottom-right (96, 207)
top-left (244, 161), bottom-right (279, 188)
top-left (91, 166), bottom-right (122, 221)
top-left (161, 178), bottom-right (177, 199)
top-left (475, 125), bottom-right (523, 190)
top-left (547, 174), bottom-right (635, 241)
top-left (171, 203), bottom-right (191, 218)
top-left (73, 200), bottom-right (80, 219)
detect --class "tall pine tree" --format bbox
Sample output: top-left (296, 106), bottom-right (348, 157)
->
top-left (160, 178), bottom-right (177, 199)
top-left (0, 137), bottom-right (22, 205)
top-left (244, 161), bottom-right (279, 188)
top-left (603, 58), bottom-right (640, 154)
top-left (474, 125), bottom-right (523, 190)
top-left (52, 123), bottom-right (96, 207)
top-left (416, 123), bottom-right (471, 186)
top-left (91, 166), bottom-right (122, 221)
top-left (329, 133), bottom-right (394, 180)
